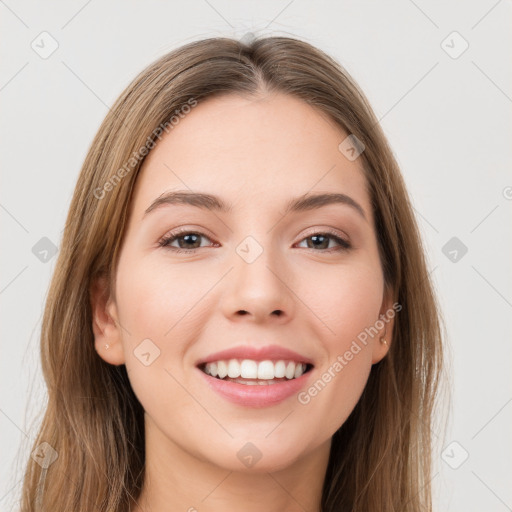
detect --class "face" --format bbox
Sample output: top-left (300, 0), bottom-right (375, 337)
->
top-left (92, 92), bottom-right (394, 473)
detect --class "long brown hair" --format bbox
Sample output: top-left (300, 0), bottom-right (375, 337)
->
top-left (18, 35), bottom-right (444, 511)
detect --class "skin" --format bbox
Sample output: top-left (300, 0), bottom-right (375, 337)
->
top-left (91, 91), bottom-right (394, 512)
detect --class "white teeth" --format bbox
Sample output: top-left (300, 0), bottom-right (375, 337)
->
top-left (257, 360), bottom-right (274, 380)
top-left (202, 358), bottom-right (309, 380)
top-left (274, 360), bottom-right (286, 378)
top-left (209, 362), bottom-right (218, 377)
top-left (217, 361), bottom-right (228, 379)
top-left (227, 359), bottom-right (240, 378)
top-left (285, 361), bottom-right (296, 379)
top-left (294, 363), bottom-right (304, 378)
top-left (228, 378), bottom-right (281, 385)
top-left (240, 359), bottom-right (258, 379)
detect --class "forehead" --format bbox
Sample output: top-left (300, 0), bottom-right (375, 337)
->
top-left (130, 92), bottom-right (371, 221)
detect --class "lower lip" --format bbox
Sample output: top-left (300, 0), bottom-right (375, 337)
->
top-left (197, 367), bottom-right (313, 408)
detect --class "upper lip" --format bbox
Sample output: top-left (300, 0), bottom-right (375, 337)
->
top-left (195, 344), bottom-right (315, 367)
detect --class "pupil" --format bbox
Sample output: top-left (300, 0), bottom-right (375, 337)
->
top-left (309, 235), bottom-right (328, 249)
top-left (180, 234), bottom-right (200, 249)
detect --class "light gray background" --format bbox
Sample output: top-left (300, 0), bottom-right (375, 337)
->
top-left (1, 1), bottom-right (511, 510)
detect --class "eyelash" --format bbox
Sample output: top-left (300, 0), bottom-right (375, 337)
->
top-left (158, 228), bottom-right (352, 254)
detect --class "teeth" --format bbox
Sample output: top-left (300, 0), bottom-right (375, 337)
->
top-left (217, 361), bottom-right (228, 379)
top-left (203, 359), bottom-right (309, 380)
top-left (228, 378), bottom-right (282, 385)
top-left (240, 359), bottom-right (258, 378)
top-left (294, 363), bottom-right (303, 379)
top-left (227, 359), bottom-right (240, 378)
top-left (257, 360), bottom-right (274, 380)
top-left (285, 362), bottom-right (296, 379)
top-left (274, 360), bottom-right (286, 378)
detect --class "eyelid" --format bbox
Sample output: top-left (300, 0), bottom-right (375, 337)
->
top-left (157, 227), bottom-right (217, 249)
top-left (294, 228), bottom-right (352, 251)
top-left (299, 226), bottom-right (350, 243)
top-left (158, 226), bottom-right (352, 253)
top-left (158, 225), bottom-right (215, 242)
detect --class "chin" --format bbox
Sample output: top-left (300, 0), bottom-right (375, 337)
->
top-left (197, 437), bottom-right (308, 474)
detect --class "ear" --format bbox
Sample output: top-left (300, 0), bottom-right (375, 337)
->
top-left (90, 273), bottom-right (125, 366)
top-left (371, 284), bottom-right (397, 364)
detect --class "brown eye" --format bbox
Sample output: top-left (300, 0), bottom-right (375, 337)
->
top-left (296, 232), bottom-right (351, 251)
top-left (159, 231), bottom-right (214, 252)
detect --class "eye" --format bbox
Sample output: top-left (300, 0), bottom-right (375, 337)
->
top-left (295, 230), bottom-right (352, 252)
top-left (158, 229), bottom-right (352, 254)
top-left (158, 229), bottom-right (217, 253)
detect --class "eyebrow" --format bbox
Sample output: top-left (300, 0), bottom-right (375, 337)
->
top-left (144, 190), bottom-right (367, 222)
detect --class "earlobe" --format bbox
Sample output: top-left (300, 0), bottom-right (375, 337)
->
top-left (372, 330), bottom-right (391, 364)
top-left (90, 274), bottom-right (125, 366)
top-left (371, 288), bottom-right (396, 364)
top-left (371, 326), bottom-right (391, 364)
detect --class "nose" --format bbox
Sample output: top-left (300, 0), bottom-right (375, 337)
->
top-left (220, 244), bottom-right (296, 324)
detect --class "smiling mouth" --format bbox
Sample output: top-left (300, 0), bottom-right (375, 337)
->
top-left (198, 358), bottom-right (314, 385)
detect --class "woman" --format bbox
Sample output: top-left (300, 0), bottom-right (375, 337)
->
top-left (20, 35), bottom-right (444, 511)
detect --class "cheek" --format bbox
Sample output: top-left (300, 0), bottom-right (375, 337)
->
top-left (299, 256), bottom-right (384, 345)
top-left (116, 252), bottom-right (212, 337)
top-left (292, 260), bottom-right (382, 434)
top-left (114, 251), bottom-right (215, 392)
top-left (114, 256), bottom-right (206, 425)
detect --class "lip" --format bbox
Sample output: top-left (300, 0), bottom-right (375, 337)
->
top-left (195, 344), bottom-right (314, 366)
top-left (196, 365), bottom-right (314, 408)
top-left (195, 344), bottom-right (315, 408)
